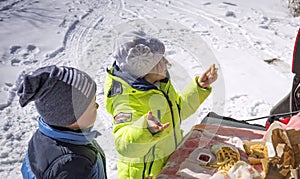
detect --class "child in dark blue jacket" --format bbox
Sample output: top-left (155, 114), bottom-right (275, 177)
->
top-left (18, 65), bottom-right (107, 179)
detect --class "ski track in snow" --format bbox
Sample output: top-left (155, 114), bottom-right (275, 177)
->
top-left (0, 0), bottom-right (299, 178)
top-left (151, 0), bottom-right (297, 75)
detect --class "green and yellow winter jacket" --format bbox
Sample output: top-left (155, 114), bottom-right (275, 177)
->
top-left (104, 63), bottom-right (211, 179)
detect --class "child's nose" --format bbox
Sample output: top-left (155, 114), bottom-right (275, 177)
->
top-left (95, 103), bottom-right (99, 109)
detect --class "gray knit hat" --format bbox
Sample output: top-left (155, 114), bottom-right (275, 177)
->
top-left (17, 65), bottom-right (96, 127)
top-left (113, 31), bottom-right (165, 77)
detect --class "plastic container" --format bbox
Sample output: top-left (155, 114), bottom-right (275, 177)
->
top-left (197, 152), bottom-right (212, 165)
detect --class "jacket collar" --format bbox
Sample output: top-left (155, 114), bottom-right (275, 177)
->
top-left (38, 117), bottom-right (100, 145)
top-left (108, 61), bottom-right (169, 91)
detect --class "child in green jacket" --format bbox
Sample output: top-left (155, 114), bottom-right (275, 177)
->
top-left (104, 31), bottom-right (218, 179)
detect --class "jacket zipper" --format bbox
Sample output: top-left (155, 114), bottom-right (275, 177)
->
top-left (160, 90), bottom-right (178, 148)
top-left (143, 89), bottom-right (177, 177)
top-left (176, 103), bottom-right (182, 124)
top-left (142, 145), bottom-right (155, 179)
top-left (148, 145), bottom-right (156, 177)
top-left (143, 82), bottom-right (178, 177)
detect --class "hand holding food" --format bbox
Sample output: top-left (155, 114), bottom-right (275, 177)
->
top-left (198, 64), bottom-right (218, 88)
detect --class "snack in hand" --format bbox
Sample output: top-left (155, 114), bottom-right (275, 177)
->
top-left (210, 64), bottom-right (216, 75)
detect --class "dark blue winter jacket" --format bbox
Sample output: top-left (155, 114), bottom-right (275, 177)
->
top-left (21, 117), bottom-right (107, 179)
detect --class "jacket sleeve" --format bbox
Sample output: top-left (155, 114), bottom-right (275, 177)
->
top-left (44, 154), bottom-right (94, 179)
top-left (177, 76), bottom-right (212, 120)
top-left (104, 74), bottom-right (163, 158)
top-left (112, 105), bottom-right (165, 158)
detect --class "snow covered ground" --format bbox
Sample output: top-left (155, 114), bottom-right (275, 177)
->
top-left (0, 0), bottom-right (299, 178)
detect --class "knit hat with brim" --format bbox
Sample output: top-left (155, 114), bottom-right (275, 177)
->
top-left (113, 31), bottom-right (165, 77)
top-left (17, 65), bottom-right (96, 127)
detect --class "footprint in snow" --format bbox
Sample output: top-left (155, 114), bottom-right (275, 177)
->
top-left (9, 44), bottom-right (39, 66)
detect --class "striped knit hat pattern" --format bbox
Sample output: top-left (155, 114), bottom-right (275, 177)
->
top-left (18, 65), bottom-right (96, 127)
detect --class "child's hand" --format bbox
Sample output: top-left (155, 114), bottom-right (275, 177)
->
top-left (147, 111), bottom-right (170, 134)
top-left (198, 64), bottom-right (218, 88)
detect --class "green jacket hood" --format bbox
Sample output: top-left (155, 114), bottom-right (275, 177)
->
top-left (107, 61), bottom-right (171, 91)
